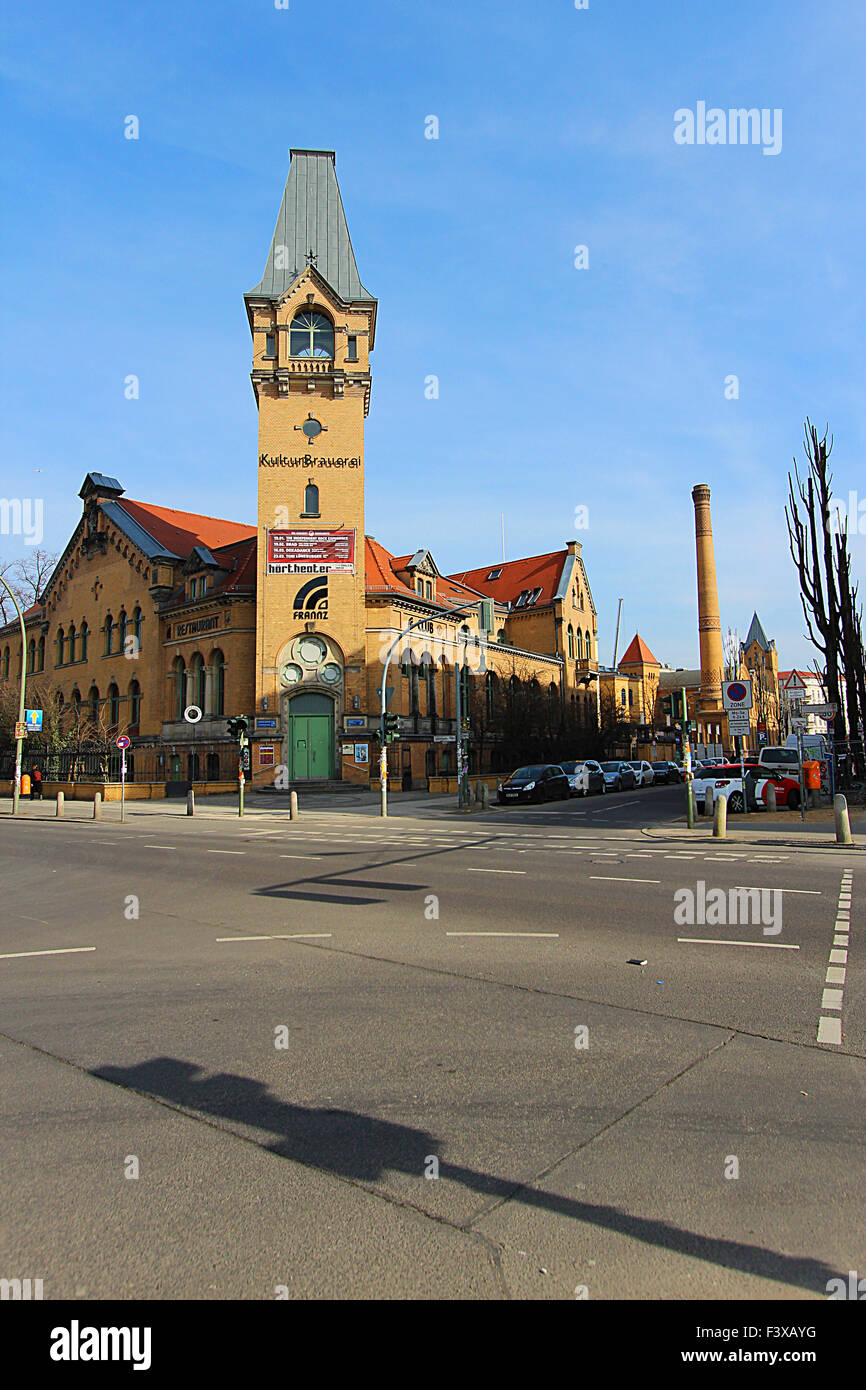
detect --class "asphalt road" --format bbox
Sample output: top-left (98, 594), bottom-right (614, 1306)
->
top-left (1, 785), bottom-right (863, 1300)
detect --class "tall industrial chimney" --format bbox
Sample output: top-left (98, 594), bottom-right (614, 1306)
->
top-left (692, 484), bottom-right (725, 709)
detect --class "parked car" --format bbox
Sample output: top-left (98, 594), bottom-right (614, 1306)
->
top-left (559, 758), bottom-right (605, 797)
top-left (664, 760), bottom-right (682, 782)
top-left (651, 760), bottom-right (679, 784)
top-left (751, 771), bottom-right (802, 811)
top-left (692, 762), bottom-right (759, 813)
top-left (497, 764), bottom-right (570, 804)
top-left (754, 745), bottom-right (803, 775)
top-left (627, 760), bottom-right (655, 787)
top-left (600, 760), bottom-right (637, 792)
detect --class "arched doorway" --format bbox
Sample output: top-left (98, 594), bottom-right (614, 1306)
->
top-left (285, 691), bottom-right (334, 780)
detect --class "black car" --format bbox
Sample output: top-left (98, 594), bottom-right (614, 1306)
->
top-left (651, 760), bottom-right (681, 784)
top-left (497, 764), bottom-right (570, 804)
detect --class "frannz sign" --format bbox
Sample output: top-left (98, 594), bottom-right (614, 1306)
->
top-left (293, 575), bottom-right (328, 619)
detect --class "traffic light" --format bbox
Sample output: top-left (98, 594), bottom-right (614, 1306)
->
top-left (227, 715), bottom-right (250, 742)
top-left (383, 712), bottom-right (400, 743)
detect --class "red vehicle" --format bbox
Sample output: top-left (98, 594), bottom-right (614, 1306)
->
top-left (753, 772), bottom-right (802, 811)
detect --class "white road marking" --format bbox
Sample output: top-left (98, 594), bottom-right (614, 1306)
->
top-left (732, 886), bottom-right (821, 895)
top-left (466, 867), bottom-right (527, 875)
top-left (279, 854), bottom-right (323, 860)
top-left (216, 933), bottom-right (332, 942)
top-left (144, 844), bottom-right (177, 851)
top-left (829, 949), bottom-right (848, 964)
top-left (677, 938), bottom-right (799, 950)
top-left (822, 988), bottom-right (843, 1010)
top-left (590, 875), bottom-right (661, 884)
top-left (826, 965), bottom-right (847, 985)
top-left (446, 931), bottom-right (559, 938)
top-left (817, 1017), bottom-right (842, 1045)
top-left (206, 849), bottom-right (246, 855)
top-left (0, 946), bottom-right (96, 960)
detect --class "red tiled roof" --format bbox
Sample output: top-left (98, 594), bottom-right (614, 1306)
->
top-left (448, 551), bottom-right (565, 607)
top-left (365, 538), bottom-right (489, 610)
top-left (119, 499), bottom-right (256, 557)
top-left (619, 633), bottom-right (660, 667)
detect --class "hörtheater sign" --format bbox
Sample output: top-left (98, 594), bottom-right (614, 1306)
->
top-left (267, 528), bottom-right (355, 575)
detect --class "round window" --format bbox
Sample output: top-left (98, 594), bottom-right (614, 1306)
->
top-left (280, 663), bottom-right (304, 685)
top-left (297, 636), bottom-right (327, 665)
top-left (320, 663), bottom-right (342, 685)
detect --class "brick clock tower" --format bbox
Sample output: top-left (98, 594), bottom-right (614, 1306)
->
top-left (245, 150), bottom-right (377, 783)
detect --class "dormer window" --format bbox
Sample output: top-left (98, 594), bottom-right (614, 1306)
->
top-left (290, 311), bottom-right (334, 359)
top-left (486, 568), bottom-right (502, 581)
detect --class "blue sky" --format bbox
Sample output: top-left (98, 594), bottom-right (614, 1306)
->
top-left (2, 0), bottom-right (864, 668)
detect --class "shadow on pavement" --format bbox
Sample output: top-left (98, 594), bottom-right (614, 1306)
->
top-left (92, 1055), bottom-right (840, 1295)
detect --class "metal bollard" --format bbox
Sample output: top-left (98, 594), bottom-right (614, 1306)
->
top-left (480, 783), bottom-right (490, 810)
top-left (56, 791), bottom-right (64, 818)
top-left (290, 790), bottom-right (299, 820)
top-left (835, 794), bottom-right (853, 845)
top-left (93, 792), bottom-right (101, 820)
top-left (187, 789), bottom-right (195, 816)
top-left (713, 792), bottom-right (727, 839)
top-left (766, 783), bottom-right (776, 813)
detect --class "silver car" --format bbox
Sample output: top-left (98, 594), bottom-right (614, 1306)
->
top-left (627, 760), bottom-right (655, 787)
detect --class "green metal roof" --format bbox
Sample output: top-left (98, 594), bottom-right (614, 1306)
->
top-left (246, 150), bottom-right (376, 305)
top-left (741, 611), bottom-right (773, 652)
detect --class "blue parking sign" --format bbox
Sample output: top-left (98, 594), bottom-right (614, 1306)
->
top-left (25, 709), bottom-right (43, 733)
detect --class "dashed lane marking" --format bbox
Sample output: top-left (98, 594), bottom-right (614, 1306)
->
top-left (216, 934), bottom-right (333, 943)
top-left (465, 867), bottom-right (527, 875)
top-left (0, 946), bottom-right (96, 960)
top-left (677, 938), bottom-right (800, 950)
top-left (206, 850), bottom-right (246, 855)
top-left (446, 931), bottom-right (559, 938)
top-left (590, 875), bottom-right (661, 884)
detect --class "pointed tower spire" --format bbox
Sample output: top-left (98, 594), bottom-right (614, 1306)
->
top-left (247, 150), bottom-right (376, 306)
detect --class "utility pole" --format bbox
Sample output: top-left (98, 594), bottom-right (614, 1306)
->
top-left (682, 685), bottom-right (694, 829)
top-left (0, 575), bottom-right (28, 817)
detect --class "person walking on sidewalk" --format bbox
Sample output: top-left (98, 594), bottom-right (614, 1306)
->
top-left (30, 765), bottom-right (42, 799)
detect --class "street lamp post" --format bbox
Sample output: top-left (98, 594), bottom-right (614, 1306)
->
top-left (0, 576), bottom-right (28, 817)
top-left (379, 602), bottom-right (482, 818)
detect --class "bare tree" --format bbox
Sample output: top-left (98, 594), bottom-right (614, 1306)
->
top-left (0, 549), bottom-right (57, 623)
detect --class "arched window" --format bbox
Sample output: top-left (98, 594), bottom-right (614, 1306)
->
top-left (567, 624), bottom-right (575, 659)
top-left (628, 688), bottom-right (633, 710)
top-left (576, 629), bottom-right (583, 660)
top-left (28, 638), bottom-right (36, 672)
top-left (206, 752), bottom-right (220, 781)
top-left (459, 662), bottom-right (471, 711)
top-left (189, 653), bottom-right (205, 713)
top-left (104, 612), bottom-right (113, 655)
top-left (3, 646), bottom-right (9, 678)
top-left (440, 658), bottom-right (450, 719)
top-left (173, 657), bottom-right (185, 721)
top-left (486, 671), bottom-right (497, 719)
top-left (108, 682), bottom-right (120, 731)
top-left (71, 688), bottom-right (82, 721)
top-left (68, 622), bottom-right (76, 663)
top-left (548, 682), bottom-right (558, 706)
top-left (211, 650), bottom-right (225, 716)
top-left (89, 685), bottom-right (100, 726)
top-left (79, 621), bottom-right (88, 661)
top-left (129, 679), bottom-right (141, 734)
top-left (132, 606), bottom-right (143, 647)
top-left (118, 610), bottom-right (128, 653)
top-left (56, 626), bottom-right (65, 666)
top-left (187, 752), bottom-right (200, 782)
top-left (303, 482), bottom-right (320, 516)
top-left (38, 633), bottom-right (45, 671)
top-left (621, 688), bottom-right (626, 707)
top-left (289, 310), bottom-right (334, 359)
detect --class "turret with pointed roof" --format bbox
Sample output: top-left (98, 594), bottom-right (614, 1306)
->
top-left (246, 150), bottom-right (376, 311)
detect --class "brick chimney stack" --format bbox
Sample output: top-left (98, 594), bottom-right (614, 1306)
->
top-left (692, 484), bottom-right (724, 710)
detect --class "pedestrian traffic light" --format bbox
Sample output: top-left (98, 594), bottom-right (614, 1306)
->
top-left (383, 712), bottom-right (400, 743)
top-left (227, 715), bottom-right (249, 742)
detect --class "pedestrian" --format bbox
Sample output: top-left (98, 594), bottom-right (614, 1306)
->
top-left (30, 764), bottom-right (42, 799)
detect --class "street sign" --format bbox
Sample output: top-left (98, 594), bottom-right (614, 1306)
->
top-left (726, 708), bottom-right (751, 736)
top-left (14, 721), bottom-right (27, 740)
top-left (433, 734), bottom-right (456, 743)
top-left (24, 709), bottom-right (43, 733)
top-left (783, 672), bottom-right (808, 696)
top-left (791, 717), bottom-right (808, 731)
top-left (802, 702), bottom-right (837, 718)
top-left (184, 705), bottom-right (203, 724)
top-left (116, 734), bottom-right (131, 750)
top-left (722, 680), bottom-right (752, 711)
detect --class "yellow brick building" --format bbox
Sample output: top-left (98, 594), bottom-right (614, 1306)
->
top-left (0, 150), bottom-right (610, 794)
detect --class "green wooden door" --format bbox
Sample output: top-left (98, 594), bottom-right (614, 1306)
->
top-left (287, 694), bottom-right (334, 780)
